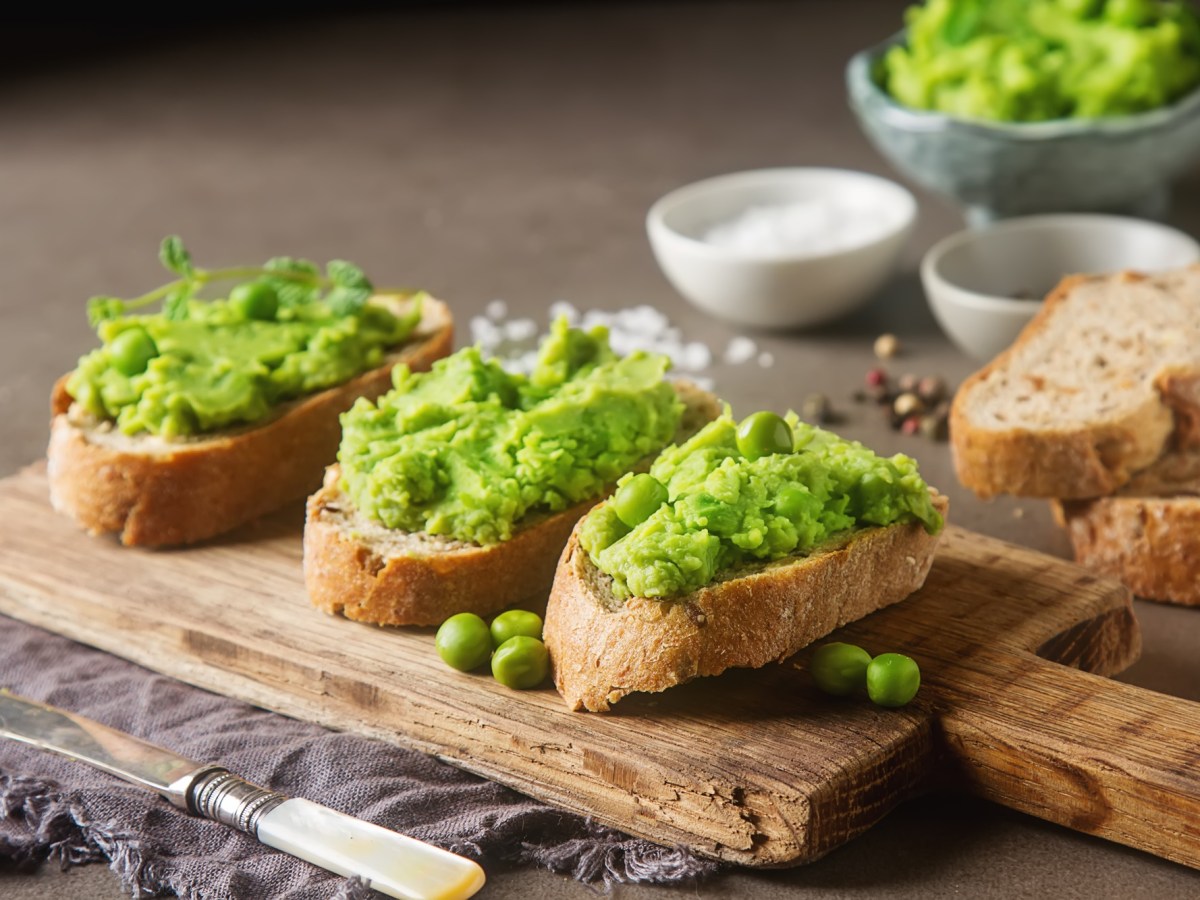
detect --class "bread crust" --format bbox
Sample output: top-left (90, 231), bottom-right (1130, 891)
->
top-left (544, 493), bottom-right (949, 712)
top-left (305, 469), bottom-right (592, 625)
top-left (1055, 496), bottom-right (1200, 606)
top-left (1052, 450), bottom-right (1200, 606)
top-left (302, 383), bottom-right (722, 627)
top-left (950, 271), bottom-right (1194, 500)
top-left (47, 296), bottom-right (453, 547)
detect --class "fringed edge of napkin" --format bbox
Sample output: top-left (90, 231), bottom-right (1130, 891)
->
top-left (2, 773), bottom-right (722, 896)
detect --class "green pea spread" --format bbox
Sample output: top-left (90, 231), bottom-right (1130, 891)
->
top-left (884, 0), bottom-right (1200, 122)
top-left (66, 239), bottom-right (420, 438)
top-left (337, 319), bottom-right (684, 546)
top-left (580, 413), bottom-right (943, 600)
top-left (68, 302), bottom-right (419, 438)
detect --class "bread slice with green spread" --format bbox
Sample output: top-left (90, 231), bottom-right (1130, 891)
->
top-left (303, 320), bottom-right (721, 626)
top-left (950, 268), bottom-right (1200, 500)
top-left (47, 239), bottom-right (453, 547)
top-left (1052, 448), bottom-right (1200, 606)
top-left (543, 412), bottom-right (947, 712)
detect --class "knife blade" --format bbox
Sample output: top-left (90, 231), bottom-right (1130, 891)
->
top-left (0, 691), bottom-right (485, 900)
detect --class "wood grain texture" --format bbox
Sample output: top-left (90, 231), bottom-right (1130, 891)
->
top-left (1, 465), bottom-right (1196, 869)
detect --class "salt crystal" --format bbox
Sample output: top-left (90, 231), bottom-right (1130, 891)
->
top-left (471, 301), bottom-right (772, 390)
top-left (682, 341), bottom-right (713, 371)
top-left (469, 316), bottom-right (501, 351)
top-left (503, 318), bottom-right (538, 342)
top-left (703, 198), bottom-right (898, 256)
top-left (548, 300), bottom-right (579, 323)
top-left (758, 352), bottom-right (775, 367)
top-left (724, 336), bottom-right (758, 365)
top-left (517, 349), bottom-right (539, 372)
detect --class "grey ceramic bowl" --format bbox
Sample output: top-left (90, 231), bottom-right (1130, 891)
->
top-left (847, 33), bottom-right (1200, 225)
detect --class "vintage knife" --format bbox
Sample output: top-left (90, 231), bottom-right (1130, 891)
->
top-left (0, 691), bottom-right (485, 900)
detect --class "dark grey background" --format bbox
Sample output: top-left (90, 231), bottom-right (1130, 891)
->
top-left (2, 2), bottom-right (1199, 897)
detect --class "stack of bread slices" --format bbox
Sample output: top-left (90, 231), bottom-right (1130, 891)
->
top-left (951, 268), bottom-right (1200, 606)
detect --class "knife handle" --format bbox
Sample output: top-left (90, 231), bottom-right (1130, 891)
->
top-left (255, 798), bottom-right (486, 900)
top-left (187, 769), bottom-right (485, 900)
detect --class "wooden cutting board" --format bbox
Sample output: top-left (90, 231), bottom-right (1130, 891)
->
top-left (1, 464), bottom-right (1198, 870)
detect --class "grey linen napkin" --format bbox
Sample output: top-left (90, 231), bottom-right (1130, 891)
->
top-left (0, 617), bottom-right (718, 898)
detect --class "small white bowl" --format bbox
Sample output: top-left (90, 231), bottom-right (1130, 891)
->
top-left (646, 168), bottom-right (917, 329)
top-left (922, 214), bottom-right (1200, 361)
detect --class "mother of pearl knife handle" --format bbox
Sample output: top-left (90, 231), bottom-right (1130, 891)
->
top-left (189, 769), bottom-right (485, 900)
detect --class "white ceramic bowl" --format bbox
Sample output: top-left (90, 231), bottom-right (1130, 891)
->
top-left (646, 168), bottom-right (917, 329)
top-left (922, 214), bottom-right (1200, 362)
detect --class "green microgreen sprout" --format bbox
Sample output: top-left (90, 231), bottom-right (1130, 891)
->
top-left (86, 236), bottom-right (380, 327)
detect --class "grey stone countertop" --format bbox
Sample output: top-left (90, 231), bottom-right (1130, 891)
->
top-left (1, 2), bottom-right (1198, 897)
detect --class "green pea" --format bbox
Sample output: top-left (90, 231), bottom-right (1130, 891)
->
top-left (435, 612), bottom-right (492, 672)
top-left (490, 609), bottom-right (543, 648)
top-left (810, 642), bottom-right (872, 696)
top-left (109, 327), bottom-right (158, 376)
top-left (774, 485), bottom-right (809, 521)
top-left (866, 653), bottom-right (921, 708)
top-left (736, 411), bottom-right (793, 460)
top-left (491, 636), bottom-right (549, 689)
top-left (229, 281), bottom-right (279, 321)
top-left (613, 473), bottom-right (668, 528)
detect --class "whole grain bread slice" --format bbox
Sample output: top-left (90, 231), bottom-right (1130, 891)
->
top-left (543, 492), bottom-right (949, 712)
top-left (1052, 449), bottom-right (1200, 606)
top-left (303, 381), bottom-right (722, 627)
top-left (47, 295), bottom-right (453, 547)
top-left (950, 268), bottom-right (1200, 500)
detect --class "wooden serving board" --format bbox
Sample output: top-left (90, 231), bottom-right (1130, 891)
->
top-left (1, 464), bottom-right (1198, 870)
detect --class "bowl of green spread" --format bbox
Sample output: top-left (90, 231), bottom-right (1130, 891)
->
top-left (847, 0), bottom-right (1200, 224)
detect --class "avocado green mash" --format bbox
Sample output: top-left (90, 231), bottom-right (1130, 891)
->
top-left (65, 238), bottom-right (421, 438)
top-left (884, 0), bottom-right (1200, 122)
top-left (579, 413), bottom-right (943, 600)
top-left (337, 318), bottom-right (684, 545)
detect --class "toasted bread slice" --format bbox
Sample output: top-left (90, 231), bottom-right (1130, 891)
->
top-left (544, 492), bottom-right (948, 712)
top-left (1052, 450), bottom-right (1200, 606)
top-left (303, 382), bottom-right (721, 626)
top-left (950, 269), bottom-right (1200, 500)
top-left (47, 295), bottom-right (453, 547)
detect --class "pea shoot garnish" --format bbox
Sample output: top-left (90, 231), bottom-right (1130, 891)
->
top-left (86, 235), bottom-right (376, 327)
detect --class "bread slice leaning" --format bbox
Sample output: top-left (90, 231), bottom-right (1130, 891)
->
top-left (544, 492), bottom-right (949, 712)
top-left (951, 269), bottom-right (1200, 500)
top-left (1052, 450), bottom-right (1200, 606)
top-left (47, 295), bottom-right (453, 547)
top-left (303, 382), bottom-right (721, 627)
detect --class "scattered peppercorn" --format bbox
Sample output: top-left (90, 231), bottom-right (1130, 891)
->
top-left (917, 375), bottom-right (946, 405)
top-left (802, 392), bottom-right (834, 424)
top-left (873, 333), bottom-right (900, 360)
top-left (918, 414), bottom-right (948, 441)
top-left (851, 364), bottom-right (955, 442)
top-left (893, 392), bottom-right (924, 418)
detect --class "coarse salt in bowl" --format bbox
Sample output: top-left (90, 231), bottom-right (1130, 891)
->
top-left (647, 168), bottom-right (916, 329)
